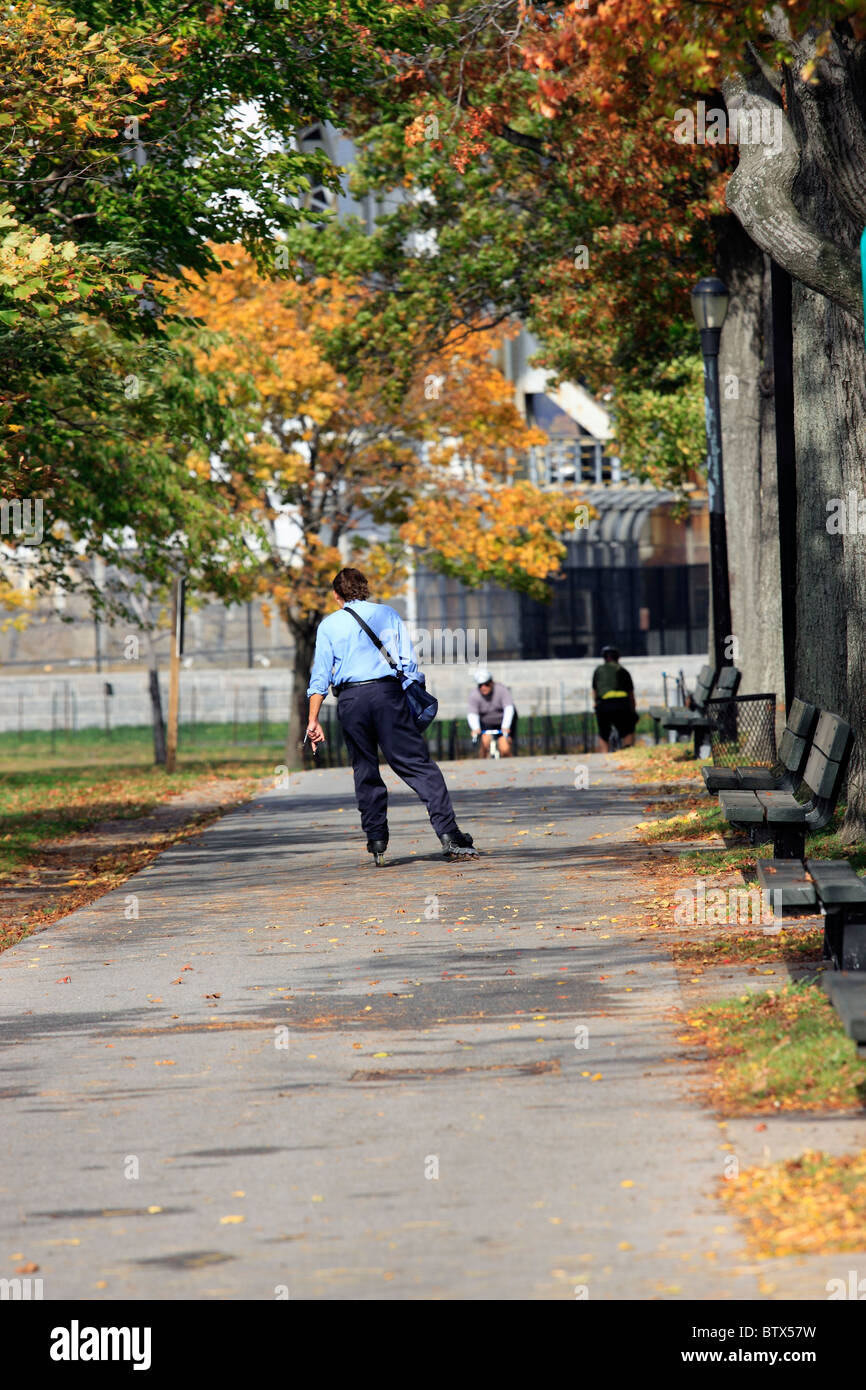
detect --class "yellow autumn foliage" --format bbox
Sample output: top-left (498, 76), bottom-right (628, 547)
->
top-left (172, 244), bottom-right (581, 625)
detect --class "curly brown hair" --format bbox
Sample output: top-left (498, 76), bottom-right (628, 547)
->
top-left (332, 567), bottom-right (369, 601)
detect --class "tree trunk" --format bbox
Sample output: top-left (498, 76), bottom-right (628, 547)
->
top-left (722, 35), bottom-right (866, 839)
top-left (716, 215), bottom-right (785, 719)
top-left (148, 666), bottom-right (167, 765)
top-left (785, 66), bottom-right (866, 840)
top-left (793, 283), bottom-right (866, 839)
top-left (284, 623), bottom-right (318, 766)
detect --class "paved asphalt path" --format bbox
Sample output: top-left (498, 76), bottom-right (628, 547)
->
top-left (0, 753), bottom-right (812, 1300)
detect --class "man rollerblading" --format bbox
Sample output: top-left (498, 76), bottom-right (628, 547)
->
top-left (305, 568), bottom-right (477, 863)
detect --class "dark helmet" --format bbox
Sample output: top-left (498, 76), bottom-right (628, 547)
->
top-left (601, 645), bottom-right (619, 661)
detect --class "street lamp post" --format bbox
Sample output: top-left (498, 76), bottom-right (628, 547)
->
top-left (692, 276), bottom-right (733, 670)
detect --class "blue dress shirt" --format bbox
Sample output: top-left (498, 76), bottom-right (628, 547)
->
top-left (306, 600), bottom-right (423, 697)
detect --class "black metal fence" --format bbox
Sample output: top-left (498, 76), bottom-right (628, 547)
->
top-left (706, 693), bottom-right (778, 769)
top-left (305, 708), bottom-right (597, 769)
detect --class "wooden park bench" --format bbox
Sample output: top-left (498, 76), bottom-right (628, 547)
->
top-left (756, 856), bottom-right (866, 971)
top-left (720, 709), bottom-right (852, 860)
top-left (663, 665), bottom-right (741, 757)
top-left (702, 696), bottom-right (817, 794)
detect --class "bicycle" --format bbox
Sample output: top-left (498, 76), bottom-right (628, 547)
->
top-left (473, 728), bottom-right (506, 759)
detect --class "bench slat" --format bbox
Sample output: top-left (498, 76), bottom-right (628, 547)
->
top-left (788, 697), bottom-right (817, 739)
top-left (756, 790), bottom-right (807, 823)
top-left (801, 744), bottom-right (842, 800)
top-left (734, 767), bottom-right (778, 790)
top-left (693, 665), bottom-right (716, 706)
top-left (713, 667), bottom-right (741, 697)
top-left (806, 859), bottom-right (866, 905)
top-left (703, 767), bottom-right (740, 791)
top-left (756, 859), bottom-right (817, 906)
top-left (705, 766), bottom-right (779, 792)
top-left (812, 711), bottom-right (851, 763)
top-left (777, 729), bottom-right (806, 772)
top-left (719, 790), bottom-right (764, 822)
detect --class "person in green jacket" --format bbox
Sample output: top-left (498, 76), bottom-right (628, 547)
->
top-left (592, 645), bottom-right (637, 752)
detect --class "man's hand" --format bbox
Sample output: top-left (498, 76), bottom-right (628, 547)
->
top-left (306, 692), bottom-right (326, 746)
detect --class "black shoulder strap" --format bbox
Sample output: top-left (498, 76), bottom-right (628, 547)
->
top-left (345, 605), bottom-right (400, 672)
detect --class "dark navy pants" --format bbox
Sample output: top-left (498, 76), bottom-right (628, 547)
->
top-left (336, 678), bottom-right (458, 840)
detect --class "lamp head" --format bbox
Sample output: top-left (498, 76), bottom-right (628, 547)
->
top-left (691, 276), bottom-right (730, 332)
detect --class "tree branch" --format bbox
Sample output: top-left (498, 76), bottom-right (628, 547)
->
top-left (496, 123), bottom-right (550, 158)
top-left (722, 61), bottom-right (863, 318)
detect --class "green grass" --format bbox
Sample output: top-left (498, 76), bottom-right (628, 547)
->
top-left (623, 750), bottom-right (866, 877)
top-left (682, 807), bottom-right (866, 876)
top-left (0, 726), bottom-right (285, 952)
top-left (688, 979), bottom-right (866, 1113)
top-left (0, 719), bottom-right (288, 772)
top-left (637, 799), bottom-right (726, 842)
top-left (0, 723), bottom-right (284, 877)
top-left (613, 740), bottom-right (709, 784)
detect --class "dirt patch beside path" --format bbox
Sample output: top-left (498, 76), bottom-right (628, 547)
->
top-left (0, 775), bottom-right (262, 953)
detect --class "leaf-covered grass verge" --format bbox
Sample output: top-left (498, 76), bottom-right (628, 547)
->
top-left (0, 797), bottom-right (246, 955)
top-left (671, 928), bottom-right (823, 965)
top-left (632, 793), bottom-right (866, 885)
top-left (0, 739), bottom-right (276, 953)
top-left (683, 810), bottom-right (866, 876)
top-left (634, 799), bottom-right (726, 843)
top-left (688, 980), bottom-right (866, 1114)
top-left (0, 757), bottom-right (272, 875)
top-left (721, 1149), bottom-right (866, 1258)
top-left (615, 741), bottom-right (709, 785)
